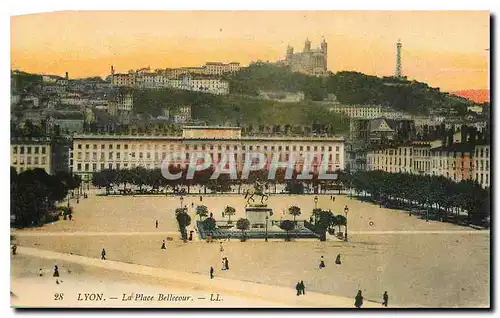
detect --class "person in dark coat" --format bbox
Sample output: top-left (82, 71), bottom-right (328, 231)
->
top-left (382, 291), bottom-right (388, 307)
top-left (189, 231), bottom-right (193, 241)
top-left (224, 258), bottom-right (229, 270)
top-left (222, 258), bottom-right (226, 270)
top-left (155, 220), bottom-right (158, 228)
top-left (335, 254), bottom-right (341, 265)
top-left (296, 282), bottom-right (301, 296)
top-left (161, 240), bottom-right (166, 249)
top-left (210, 266), bottom-right (214, 279)
top-left (101, 248), bottom-right (106, 260)
top-left (355, 290), bottom-right (363, 308)
top-left (53, 265), bottom-right (60, 277)
top-left (319, 256), bottom-right (326, 269)
top-left (12, 244), bottom-right (17, 255)
top-left (68, 214), bottom-right (73, 221)
top-left (299, 281), bottom-right (305, 295)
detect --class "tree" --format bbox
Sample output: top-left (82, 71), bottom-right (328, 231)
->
top-left (175, 207), bottom-right (191, 241)
top-left (224, 206), bottom-right (236, 224)
top-left (335, 214), bottom-right (347, 233)
top-left (202, 217), bottom-right (216, 236)
top-left (288, 206), bottom-right (301, 223)
top-left (280, 220), bottom-right (295, 241)
top-left (236, 218), bottom-right (250, 241)
top-left (196, 205), bottom-right (209, 220)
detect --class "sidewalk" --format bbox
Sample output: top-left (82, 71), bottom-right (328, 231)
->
top-left (16, 246), bottom-right (386, 308)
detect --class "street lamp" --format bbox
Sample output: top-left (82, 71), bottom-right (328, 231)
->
top-left (344, 205), bottom-right (349, 242)
top-left (265, 215), bottom-right (269, 242)
top-left (313, 196), bottom-right (319, 224)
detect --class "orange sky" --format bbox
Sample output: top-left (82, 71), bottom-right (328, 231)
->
top-left (11, 11), bottom-right (490, 91)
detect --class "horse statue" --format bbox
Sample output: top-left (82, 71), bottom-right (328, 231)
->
top-left (244, 181), bottom-right (269, 206)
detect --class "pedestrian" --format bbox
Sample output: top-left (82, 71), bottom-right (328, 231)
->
top-left (68, 214), bottom-right (73, 221)
top-left (309, 216), bottom-right (313, 223)
top-left (225, 258), bottom-right (229, 270)
top-left (101, 248), bottom-right (106, 260)
top-left (332, 196), bottom-right (335, 202)
top-left (12, 244), bottom-right (17, 255)
top-left (299, 280), bottom-right (305, 295)
top-left (53, 265), bottom-right (60, 277)
top-left (335, 254), bottom-right (341, 265)
top-left (155, 220), bottom-right (158, 228)
top-left (220, 242), bottom-right (224, 253)
top-left (39, 268), bottom-right (43, 277)
top-left (200, 195), bottom-right (202, 202)
top-left (296, 282), bottom-right (301, 296)
top-left (222, 258), bottom-right (226, 270)
top-left (382, 291), bottom-right (388, 307)
top-left (319, 256), bottom-right (326, 269)
top-left (210, 266), bottom-right (214, 279)
top-left (354, 290), bottom-right (363, 308)
top-left (161, 240), bottom-right (166, 249)
top-left (191, 202), bottom-right (194, 208)
top-left (189, 231), bottom-right (193, 241)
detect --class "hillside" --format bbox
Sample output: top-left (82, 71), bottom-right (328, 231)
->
top-left (132, 88), bottom-right (350, 134)
top-left (225, 63), bottom-right (477, 116)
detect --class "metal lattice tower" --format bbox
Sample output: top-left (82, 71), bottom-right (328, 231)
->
top-left (395, 39), bottom-right (402, 78)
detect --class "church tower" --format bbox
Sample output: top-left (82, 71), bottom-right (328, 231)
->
top-left (304, 38), bottom-right (311, 52)
top-left (321, 38), bottom-right (328, 71)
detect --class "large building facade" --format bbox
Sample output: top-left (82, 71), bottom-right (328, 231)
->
top-left (10, 137), bottom-right (72, 175)
top-left (285, 38), bottom-right (328, 76)
top-left (71, 127), bottom-right (345, 183)
top-left (366, 141), bottom-right (485, 186)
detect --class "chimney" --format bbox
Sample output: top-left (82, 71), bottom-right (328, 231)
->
top-left (65, 72), bottom-right (69, 80)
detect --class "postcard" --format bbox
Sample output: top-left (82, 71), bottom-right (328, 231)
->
top-left (10, 10), bottom-right (490, 308)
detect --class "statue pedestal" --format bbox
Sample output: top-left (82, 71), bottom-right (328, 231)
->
top-left (245, 205), bottom-right (273, 228)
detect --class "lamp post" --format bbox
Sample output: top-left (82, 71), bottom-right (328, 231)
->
top-left (313, 196), bottom-right (319, 224)
top-left (265, 215), bottom-right (269, 242)
top-left (344, 205), bottom-right (349, 242)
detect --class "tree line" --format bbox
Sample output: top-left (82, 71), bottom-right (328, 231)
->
top-left (345, 170), bottom-right (490, 226)
top-left (10, 167), bottom-right (81, 228)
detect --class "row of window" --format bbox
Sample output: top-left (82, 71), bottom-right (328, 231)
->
top-left (475, 148), bottom-right (490, 158)
top-left (12, 156), bottom-right (47, 165)
top-left (12, 146), bottom-right (47, 155)
top-left (75, 151), bottom-right (342, 161)
top-left (75, 143), bottom-right (341, 152)
top-left (74, 162), bottom-right (341, 173)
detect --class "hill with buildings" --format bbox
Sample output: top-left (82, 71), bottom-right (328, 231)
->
top-left (132, 88), bottom-right (350, 134)
top-left (225, 63), bottom-right (478, 116)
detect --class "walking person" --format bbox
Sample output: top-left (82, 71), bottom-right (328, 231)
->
top-left (335, 254), bottom-right (342, 265)
top-left (12, 244), bottom-right (17, 255)
top-left (299, 280), bottom-right (305, 295)
top-left (222, 258), bottom-right (226, 270)
top-left (68, 214), bottom-right (73, 221)
top-left (161, 240), bottom-right (166, 249)
top-left (210, 266), bottom-right (214, 279)
top-left (224, 258), bottom-right (229, 270)
top-left (53, 265), bottom-right (60, 277)
top-left (319, 256), bottom-right (326, 269)
top-left (296, 282), bottom-right (301, 296)
top-left (382, 291), bottom-right (389, 307)
top-left (101, 248), bottom-right (106, 260)
top-left (219, 242), bottom-right (224, 253)
top-left (155, 220), bottom-right (158, 228)
top-left (354, 290), bottom-right (364, 308)
top-left (39, 268), bottom-right (43, 277)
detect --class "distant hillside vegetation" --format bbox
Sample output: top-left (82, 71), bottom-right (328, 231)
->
top-left (132, 88), bottom-right (349, 134)
top-left (224, 63), bottom-right (477, 115)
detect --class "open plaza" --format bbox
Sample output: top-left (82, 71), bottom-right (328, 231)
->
top-left (11, 190), bottom-right (490, 308)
